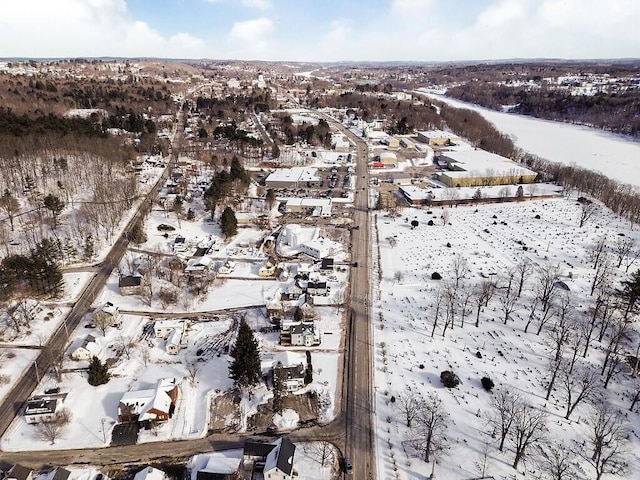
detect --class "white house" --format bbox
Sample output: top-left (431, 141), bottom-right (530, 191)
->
top-left (93, 302), bottom-right (122, 328)
top-left (133, 466), bottom-right (166, 480)
top-left (154, 320), bottom-right (187, 355)
top-left (154, 320), bottom-right (185, 339)
top-left (23, 396), bottom-right (64, 424)
top-left (300, 237), bottom-right (342, 259)
top-left (71, 335), bottom-right (102, 361)
top-left (118, 378), bottom-right (179, 425)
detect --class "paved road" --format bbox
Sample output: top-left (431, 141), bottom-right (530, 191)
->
top-left (321, 113), bottom-right (375, 479)
top-left (0, 111), bottom-right (184, 442)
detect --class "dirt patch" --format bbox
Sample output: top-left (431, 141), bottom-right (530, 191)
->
top-left (209, 391), bottom-right (239, 433)
top-left (247, 391), bottom-right (318, 432)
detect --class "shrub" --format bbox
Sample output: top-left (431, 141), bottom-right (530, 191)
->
top-left (428, 220), bottom-right (434, 226)
top-left (431, 272), bottom-right (442, 280)
top-left (475, 351), bottom-right (482, 359)
top-left (481, 376), bottom-right (494, 391)
top-left (534, 214), bottom-right (541, 219)
top-left (440, 370), bottom-right (460, 388)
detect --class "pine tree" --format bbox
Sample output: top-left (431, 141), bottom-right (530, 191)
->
top-left (305, 350), bottom-right (313, 385)
top-left (220, 207), bottom-right (238, 238)
top-left (83, 234), bottom-right (95, 261)
top-left (88, 356), bottom-right (110, 386)
top-left (229, 318), bottom-right (261, 388)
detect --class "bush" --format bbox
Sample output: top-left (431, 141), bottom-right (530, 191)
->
top-left (481, 376), bottom-right (494, 391)
top-left (475, 351), bottom-right (482, 359)
top-left (427, 219), bottom-right (434, 226)
top-left (431, 272), bottom-right (442, 280)
top-left (440, 370), bottom-right (460, 388)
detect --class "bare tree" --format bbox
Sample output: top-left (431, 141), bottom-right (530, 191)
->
top-left (601, 319), bottom-right (630, 377)
top-left (473, 280), bottom-right (494, 327)
top-left (458, 283), bottom-right (473, 328)
top-left (614, 236), bottom-right (635, 269)
top-left (534, 265), bottom-right (560, 335)
top-left (409, 392), bottom-right (450, 463)
top-left (579, 201), bottom-right (599, 228)
top-left (588, 235), bottom-right (608, 270)
top-left (514, 259), bottom-right (533, 297)
top-left (509, 402), bottom-right (547, 469)
top-left (545, 351), bottom-right (566, 401)
top-left (307, 441), bottom-right (336, 468)
top-left (451, 253), bottom-right (468, 288)
top-left (488, 389), bottom-right (520, 452)
top-left (441, 207), bottom-right (450, 225)
top-left (591, 254), bottom-right (614, 296)
top-left (396, 388), bottom-right (420, 428)
top-left (498, 285), bottom-right (519, 325)
top-left (442, 281), bottom-right (458, 337)
top-left (186, 360), bottom-right (200, 387)
top-left (35, 409), bottom-right (72, 444)
top-left (393, 270), bottom-right (403, 284)
top-left (431, 287), bottom-right (444, 338)
top-left (473, 441), bottom-right (492, 479)
top-left (548, 293), bottom-right (573, 363)
top-left (539, 443), bottom-right (578, 480)
top-left (115, 336), bottom-right (134, 360)
top-left (579, 402), bottom-right (629, 480)
top-left (560, 364), bottom-right (600, 420)
top-left (140, 344), bottom-right (151, 367)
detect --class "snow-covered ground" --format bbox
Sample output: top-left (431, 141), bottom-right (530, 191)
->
top-left (418, 90), bottom-right (640, 188)
top-left (373, 197), bottom-right (640, 479)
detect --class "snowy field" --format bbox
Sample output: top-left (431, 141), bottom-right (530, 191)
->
top-left (373, 197), bottom-right (640, 479)
top-left (419, 90), bottom-right (640, 189)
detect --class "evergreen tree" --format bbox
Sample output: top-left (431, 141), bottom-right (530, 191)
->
top-left (128, 220), bottom-right (147, 245)
top-left (220, 207), bottom-right (238, 238)
top-left (43, 194), bottom-right (65, 228)
top-left (305, 350), bottom-right (313, 385)
top-left (88, 356), bottom-right (110, 386)
top-left (272, 362), bottom-right (285, 413)
top-left (229, 318), bottom-right (261, 388)
top-left (83, 234), bottom-right (95, 261)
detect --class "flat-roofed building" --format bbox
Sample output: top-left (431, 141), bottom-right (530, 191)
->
top-left (417, 130), bottom-right (460, 146)
top-left (438, 149), bottom-right (537, 187)
top-left (265, 167), bottom-right (321, 188)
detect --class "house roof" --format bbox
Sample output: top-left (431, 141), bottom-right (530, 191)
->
top-left (119, 378), bottom-right (178, 420)
top-left (119, 276), bottom-right (142, 288)
top-left (6, 464), bottom-right (33, 480)
top-left (166, 328), bottom-right (182, 346)
top-left (39, 467), bottom-right (71, 480)
top-left (264, 437), bottom-right (296, 476)
top-left (24, 397), bottom-right (59, 416)
top-left (243, 440), bottom-right (276, 457)
top-left (133, 466), bottom-right (165, 480)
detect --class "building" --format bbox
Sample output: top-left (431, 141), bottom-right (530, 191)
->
top-left (0, 463), bottom-right (33, 480)
top-left (382, 136), bottom-right (400, 148)
top-left (188, 452), bottom-right (242, 480)
top-left (166, 328), bottom-right (183, 355)
top-left (290, 323), bottom-right (320, 347)
top-left (118, 378), bottom-right (179, 426)
top-left (438, 149), bottom-right (537, 187)
top-left (331, 133), bottom-right (350, 151)
top-left (417, 130), bottom-right (460, 146)
top-left (71, 334), bottom-right (102, 361)
top-left (185, 255), bottom-right (214, 278)
top-left (284, 198), bottom-right (332, 217)
top-left (306, 281), bottom-right (329, 296)
top-left (399, 186), bottom-right (434, 205)
top-left (243, 437), bottom-right (296, 480)
top-left (378, 151), bottom-right (398, 166)
top-left (119, 275), bottom-right (143, 296)
top-left (133, 466), bottom-right (166, 480)
top-left (23, 396), bottom-right (64, 424)
top-left (265, 167), bottom-right (321, 189)
top-left (93, 302), bottom-right (122, 329)
top-left (39, 467), bottom-right (71, 480)
top-left (300, 237), bottom-right (342, 259)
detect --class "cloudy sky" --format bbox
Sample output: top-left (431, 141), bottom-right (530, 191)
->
top-left (1, 0), bottom-right (638, 61)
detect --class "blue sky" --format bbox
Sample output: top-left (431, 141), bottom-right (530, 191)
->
top-left (1, 0), bottom-right (639, 61)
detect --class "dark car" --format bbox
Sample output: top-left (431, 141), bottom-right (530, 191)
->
top-left (344, 458), bottom-right (353, 474)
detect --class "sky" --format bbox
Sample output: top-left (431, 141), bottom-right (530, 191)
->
top-left (0, 0), bottom-right (639, 62)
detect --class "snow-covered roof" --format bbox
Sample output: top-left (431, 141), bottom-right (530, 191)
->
top-left (441, 149), bottom-right (536, 179)
top-left (154, 319), bottom-right (184, 330)
top-left (133, 466), bottom-right (165, 480)
top-left (166, 328), bottom-right (182, 346)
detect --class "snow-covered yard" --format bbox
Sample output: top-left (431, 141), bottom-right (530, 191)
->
top-left (373, 197), bottom-right (640, 479)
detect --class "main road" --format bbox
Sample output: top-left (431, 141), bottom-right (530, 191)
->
top-left (320, 112), bottom-right (376, 479)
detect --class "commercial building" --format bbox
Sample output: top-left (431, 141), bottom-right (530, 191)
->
top-left (377, 151), bottom-right (398, 166)
top-left (285, 198), bottom-right (332, 217)
top-left (417, 130), bottom-right (460, 146)
top-left (265, 167), bottom-right (321, 189)
top-left (438, 149), bottom-right (537, 187)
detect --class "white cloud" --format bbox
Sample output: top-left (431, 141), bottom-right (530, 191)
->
top-left (204, 0), bottom-right (272, 9)
top-left (241, 0), bottom-right (272, 10)
top-left (229, 17), bottom-right (273, 43)
top-left (0, 0), bottom-right (208, 58)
